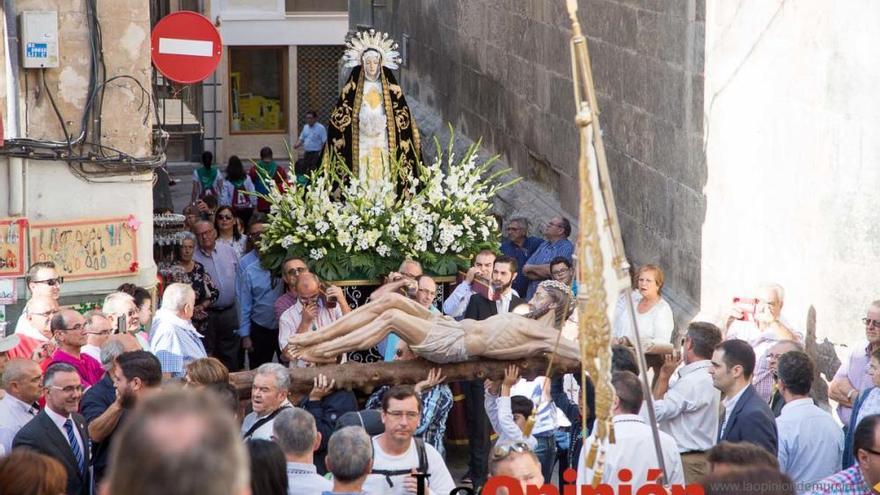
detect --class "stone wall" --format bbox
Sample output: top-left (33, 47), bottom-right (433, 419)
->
top-left (351, 0), bottom-right (706, 317)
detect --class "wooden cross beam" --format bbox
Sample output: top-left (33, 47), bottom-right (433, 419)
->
top-left (229, 356), bottom-right (583, 401)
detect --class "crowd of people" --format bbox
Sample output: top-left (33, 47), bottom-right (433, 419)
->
top-left (0, 156), bottom-right (878, 495)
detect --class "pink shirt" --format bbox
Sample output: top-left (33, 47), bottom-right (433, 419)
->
top-left (46, 348), bottom-right (105, 388)
top-left (274, 292), bottom-right (298, 321)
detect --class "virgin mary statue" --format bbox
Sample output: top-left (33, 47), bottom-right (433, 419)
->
top-left (324, 30), bottom-right (421, 185)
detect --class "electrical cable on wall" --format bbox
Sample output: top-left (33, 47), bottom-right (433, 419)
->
top-left (0, 0), bottom-right (167, 180)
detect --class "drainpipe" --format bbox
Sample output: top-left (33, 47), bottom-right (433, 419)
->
top-left (4, 0), bottom-right (24, 216)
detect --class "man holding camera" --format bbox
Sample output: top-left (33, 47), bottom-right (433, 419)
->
top-left (369, 259), bottom-right (424, 301)
top-left (278, 273), bottom-right (348, 366)
top-left (724, 283), bottom-right (800, 402)
top-left (442, 249), bottom-right (496, 319)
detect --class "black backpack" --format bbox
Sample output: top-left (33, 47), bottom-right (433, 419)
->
top-left (371, 437), bottom-right (428, 487)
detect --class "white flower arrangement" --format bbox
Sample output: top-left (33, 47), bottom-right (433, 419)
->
top-left (255, 133), bottom-right (519, 281)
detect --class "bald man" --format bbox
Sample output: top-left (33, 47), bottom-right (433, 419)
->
top-left (279, 273), bottom-right (345, 365)
top-left (0, 359), bottom-right (42, 452)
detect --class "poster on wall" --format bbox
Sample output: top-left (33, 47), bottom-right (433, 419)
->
top-left (0, 278), bottom-right (14, 304)
top-left (0, 218), bottom-right (27, 277)
top-left (30, 216), bottom-right (140, 280)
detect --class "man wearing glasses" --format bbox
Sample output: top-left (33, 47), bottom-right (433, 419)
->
top-left (500, 217), bottom-right (543, 298)
top-left (274, 257), bottom-right (310, 321)
top-left (45, 310), bottom-right (104, 388)
top-left (80, 311), bottom-right (113, 362)
top-left (830, 300), bottom-right (880, 428)
top-left (278, 273), bottom-right (348, 366)
top-left (192, 219), bottom-right (241, 371)
top-left (363, 385), bottom-right (456, 495)
top-left (522, 216), bottom-right (574, 300)
top-left (13, 362), bottom-right (91, 495)
top-left (237, 216), bottom-right (283, 368)
top-left (14, 262), bottom-right (63, 343)
top-left (8, 296), bottom-right (58, 361)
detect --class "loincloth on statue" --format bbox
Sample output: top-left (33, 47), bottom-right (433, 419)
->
top-left (409, 319), bottom-right (469, 363)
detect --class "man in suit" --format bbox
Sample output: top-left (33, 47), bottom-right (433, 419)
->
top-left (13, 362), bottom-right (91, 495)
top-left (710, 339), bottom-right (778, 455)
top-left (460, 255), bottom-right (526, 490)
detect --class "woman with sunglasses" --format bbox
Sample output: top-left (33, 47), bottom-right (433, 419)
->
top-left (214, 206), bottom-right (247, 259)
top-left (288, 280), bottom-right (578, 365)
top-left (219, 155), bottom-right (257, 227)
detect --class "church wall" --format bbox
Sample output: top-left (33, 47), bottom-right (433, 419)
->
top-left (701, 0), bottom-right (880, 343)
top-left (351, 0), bottom-right (707, 320)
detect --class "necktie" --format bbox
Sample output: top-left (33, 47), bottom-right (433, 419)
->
top-left (63, 419), bottom-right (86, 474)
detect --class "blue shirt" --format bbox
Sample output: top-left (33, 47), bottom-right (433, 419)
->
top-left (151, 308), bottom-right (208, 377)
top-left (299, 123), bottom-right (327, 152)
top-left (524, 238), bottom-right (575, 300)
top-left (237, 260), bottom-right (283, 337)
top-left (193, 243), bottom-right (238, 308)
top-left (777, 398), bottom-right (844, 487)
top-left (239, 249), bottom-right (259, 274)
top-left (501, 236), bottom-right (544, 297)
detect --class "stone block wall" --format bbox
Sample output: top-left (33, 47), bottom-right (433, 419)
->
top-left (351, 0), bottom-right (706, 316)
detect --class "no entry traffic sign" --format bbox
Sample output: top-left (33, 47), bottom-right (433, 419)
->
top-left (151, 11), bottom-right (222, 84)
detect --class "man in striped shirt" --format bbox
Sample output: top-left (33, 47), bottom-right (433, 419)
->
top-left (151, 284), bottom-right (207, 379)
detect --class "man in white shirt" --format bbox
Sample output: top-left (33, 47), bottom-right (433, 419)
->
top-left (652, 321), bottom-right (723, 483)
top-left (578, 371), bottom-right (684, 489)
top-left (775, 350), bottom-right (843, 485)
top-left (0, 359), bottom-right (42, 452)
top-left (363, 385), bottom-right (456, 495)
top-left (279, 273), bottom-right (345, 365)
top-left (8, 295), bottom-right (58, 361)
top-left (272, 407), bottom-right (331, 495)
top-left (241, 363), bottom-right (291, 440)
top-left (442, 249), bottom-right (495, 318)
top-left (14, 262), bottom-right (63, 340)
top-left (81, 310), bottom-right (112, 362)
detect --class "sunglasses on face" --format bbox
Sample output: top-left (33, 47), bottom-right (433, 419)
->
top-left (32, 277), bottom-right (64, 287)
top-left (863, 318), bottom-right (880, 330)
top-left (299, 296), bottom-right (319, 305)
top-left (217, 214), bottom-right (234, 221)
top-left (491, 441), bottom-right (533, 461)
top-left (286, 267), bottom-right (308, 276)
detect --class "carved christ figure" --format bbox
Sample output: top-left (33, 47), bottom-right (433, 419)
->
top-left (287, 280), bottom-right (578, 364)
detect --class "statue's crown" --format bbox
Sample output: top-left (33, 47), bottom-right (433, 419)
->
top-left (344, 29), bottom-right (401, 70)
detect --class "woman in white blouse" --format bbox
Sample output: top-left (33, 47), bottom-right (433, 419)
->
top-left (612, 264), bottom-right (674, 347)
